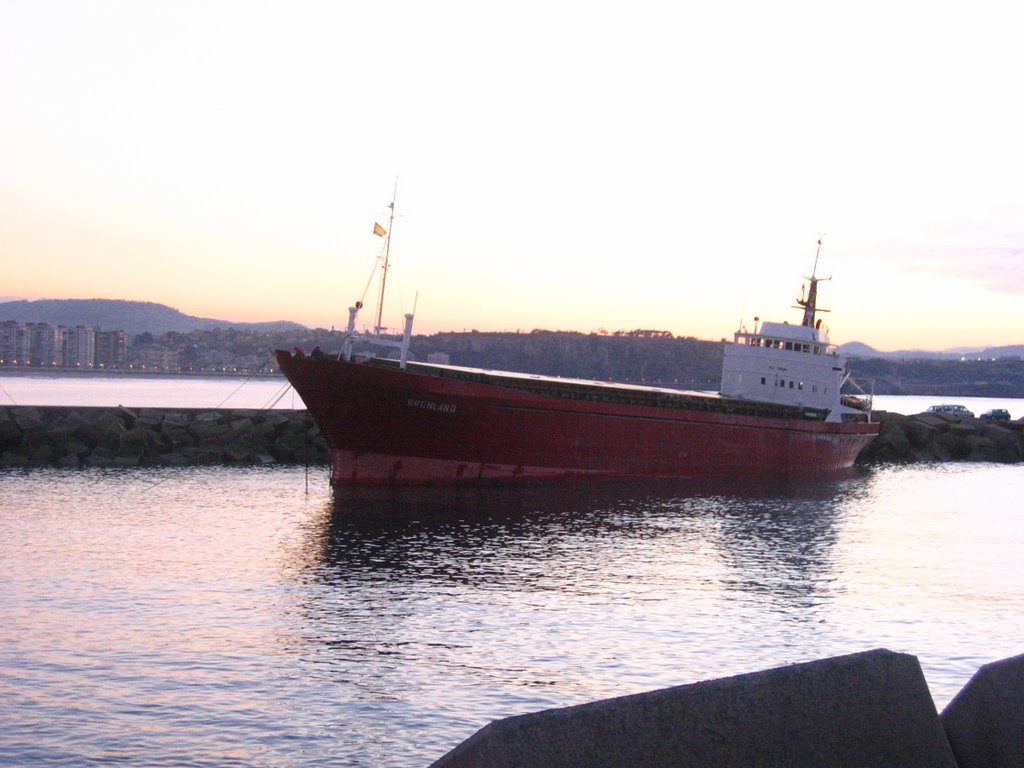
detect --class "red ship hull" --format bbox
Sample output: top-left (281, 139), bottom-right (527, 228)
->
top-left (276, 351), bottom-right (879, 488)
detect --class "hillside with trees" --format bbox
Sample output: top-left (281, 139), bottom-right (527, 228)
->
top-left (412, 330), bottom-right (722, 388)
top-left (846, 357), bottom-right (1024, 398)
top-left (0, 299), bottom-right (303, 337)
top-left (3, 297), bottom-right (1022, 396)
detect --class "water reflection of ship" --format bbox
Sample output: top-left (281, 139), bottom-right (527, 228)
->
top-left (708, 481), bottom-right (864, 612)
top-left (303, 476), bottom-right (863, 592)
top-left (310, 482), bottom-right (701, 584)
top-left (285, 477), bottom-right (865, 713)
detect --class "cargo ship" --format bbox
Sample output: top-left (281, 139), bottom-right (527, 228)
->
top-left (276, 223), bottom-right (877, 487)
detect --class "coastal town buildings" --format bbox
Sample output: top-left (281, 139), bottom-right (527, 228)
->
top-left (0, 321), bottom-right (32, 364)
top-left (64, 325), bottom-right (96, 368)
top-left (29, 322), bottom-right (64, 366)
top-left (94, 330), bottom-right (128, 369)
top-left (0, 320), bottom-right (126, 370)
top-left (0, 320), bottom-right (275, 373)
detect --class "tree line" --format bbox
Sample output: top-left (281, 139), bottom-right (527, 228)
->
top-left (124, 327), bottom-right (1024, 396)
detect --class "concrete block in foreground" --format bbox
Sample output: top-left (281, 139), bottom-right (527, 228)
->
top-left (430, 649), bottom-right (956, 768)
top-left (941, 652), bottom-right (1024, 768)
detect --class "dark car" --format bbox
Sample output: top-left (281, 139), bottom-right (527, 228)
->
top-left (980, 408), bottom-right (1011, 422)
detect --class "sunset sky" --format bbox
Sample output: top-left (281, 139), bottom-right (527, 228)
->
top-left (2, 1), bottom-right (1022, 350)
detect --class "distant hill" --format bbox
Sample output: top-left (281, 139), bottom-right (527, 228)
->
top-left (979, 344), bottom-right (1024, 360)
top-left (0, 299), bottom-right (307, 337)
top-left (837, 342), bottom-right (887, 359)
top-left (837, 341), bottom-right (989, 361)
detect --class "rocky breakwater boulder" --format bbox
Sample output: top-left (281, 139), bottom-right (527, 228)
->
top-left (0, 405), bottom-right (329, 468)
top-left (858, 410), bottom-right (1024, 464)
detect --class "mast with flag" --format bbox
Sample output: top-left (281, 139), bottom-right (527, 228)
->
top-left (340, 180), bottom-right (415, 369)
top-left (373, 180), bottom-right (397, 335)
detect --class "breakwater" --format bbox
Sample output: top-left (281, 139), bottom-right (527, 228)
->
top-left (858, 410), bottom-right (1023, 464)
top-left (0, 405), bottom-right (328, 468)
top-left (2, 405), bottom-right (1022, 469)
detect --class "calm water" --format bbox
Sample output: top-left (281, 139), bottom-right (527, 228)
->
top-left (1, 373), bottom-right (1021, 419)
top-left (3, 466), bottom-right (1024, 766)
top-left (1, 377), bottom-right (1023, 766)
top-left (0, 374), bottom-right (307, 410)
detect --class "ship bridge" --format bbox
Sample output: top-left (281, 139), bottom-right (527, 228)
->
top-left (717, 252), bottom-right (870, 423)
top-left (719, 320), bottom-right (850, 421)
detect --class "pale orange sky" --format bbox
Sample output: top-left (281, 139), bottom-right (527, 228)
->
top-left (2, 1), bottom-right (1022, 351)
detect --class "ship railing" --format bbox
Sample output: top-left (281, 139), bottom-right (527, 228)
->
top-left (841, 376), bottom-right (875, 420)
top-left (340, 307), bottom-right (415, 369)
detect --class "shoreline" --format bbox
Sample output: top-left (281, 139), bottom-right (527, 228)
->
top-left (0, 368), bottom-right (283, 380)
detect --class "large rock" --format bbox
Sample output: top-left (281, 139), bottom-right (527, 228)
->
top-left (0, 410), bottom-right (22, 448)
top-left (163, 411), bottom-right (190, 429)
top-left (941, 652), bottom-right (1024, 768)
top-left (1, 449), bottom-right (28, 467)
top-left (161, 426), bottom-right (193, 451)
top-left (12, 406), bottom-right (44, 432)
top-left (188, 422), bottom-right (234, 448)
top-left (430, 649), bottom-right (956, 768)
top-left (230, 417), bottom-right (254, 435)
top-left (66, 409), bottom-right (102, 445)
top-left (135, 408), bottom-right (165, 427)
top-left (92, 409), bottom-right (130, 433)
top-left (904, 417), bottom-right (940, 450)
top-left (874, 417), bottom-right (913, 461)
top-left (84, 446), bottom-right (116, 467)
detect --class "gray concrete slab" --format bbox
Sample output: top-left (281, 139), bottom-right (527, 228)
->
top-left (941, 652), bottom-right (1024, 768)
top-left (430, 649), bottom-right (956, 768)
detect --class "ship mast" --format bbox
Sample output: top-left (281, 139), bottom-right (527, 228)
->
top-left (798, 237), bottom-right (828, 328)
top-left (374, 180), bottom-right (398, 335)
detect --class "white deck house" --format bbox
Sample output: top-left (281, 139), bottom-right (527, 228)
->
top-left (719, 273), bottom-right (869, 423)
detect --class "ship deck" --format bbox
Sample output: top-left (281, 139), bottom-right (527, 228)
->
top-left (366, 358), bottom-right (833, 423)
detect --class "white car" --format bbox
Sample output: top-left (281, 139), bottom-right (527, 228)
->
top-left (926, 404), bottom-right (975, 418)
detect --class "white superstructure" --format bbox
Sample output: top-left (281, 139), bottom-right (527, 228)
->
top-left (719, 244), bottom-right (870, 423)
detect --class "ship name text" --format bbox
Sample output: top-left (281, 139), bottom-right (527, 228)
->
top-left (407, 398), bottom-right (458, 414)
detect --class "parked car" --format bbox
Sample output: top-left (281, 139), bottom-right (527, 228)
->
top-left (980, 408), bottom-right (1011, 422)
top-left (926, 404), bottom-right (975, 418)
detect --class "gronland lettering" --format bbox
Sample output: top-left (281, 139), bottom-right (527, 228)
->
top-left (407, 398), bottom-right (458, 414)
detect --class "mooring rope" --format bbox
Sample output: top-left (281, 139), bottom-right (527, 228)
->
top-left (0, 379), bottom-right (16, 405)
top-left (214, 358), bottom-right (270, 409)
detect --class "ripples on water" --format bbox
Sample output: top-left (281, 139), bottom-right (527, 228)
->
top-left (1, 464), bottom-right (1022, 766)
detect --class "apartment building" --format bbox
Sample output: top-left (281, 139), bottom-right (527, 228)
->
top-left (94, 329), bottom-right (128, 369)
top-left (0, 320), bottom-right (32, 364)
top-left (28, 322), bottom-right (64, 366)
top-left (64, 325), bottom-right (96, 368)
